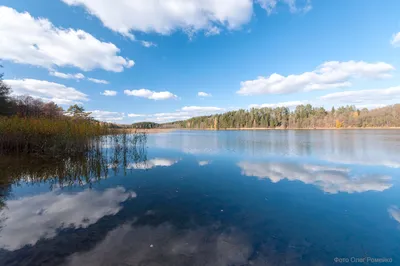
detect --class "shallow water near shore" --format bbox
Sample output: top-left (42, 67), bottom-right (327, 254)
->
top-left (0, 130), bottom-right (400, 266)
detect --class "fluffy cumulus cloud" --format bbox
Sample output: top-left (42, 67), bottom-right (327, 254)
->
top-left (50, 71), bottom-right (85, 80)
top-left (100, 90), bottom-right (117, 96)
top-left (5, 78), bottom-right (88, 105)
top-left (61, 0), bottom-right (310, 38)
top-left (0, 187), bottom-right (135, 251)
top-left (320, 86), bottom-right (400, 106)
top-left (124, 89), bottom-right (177, 100)
top-left (237, 161), bottom-right (392, 194)
top-left (0, 6), bottom-right (134, 72)
top-left (238, 61), bottom-right (395, 95)
top-left (391, 32), bottom-right (400, 47)
top-left (198, 91), bottom-right (212, 97)
top-left (249, 100), bottom-right (305, 109)
top-left (89, 110), bottom-right (125, 121)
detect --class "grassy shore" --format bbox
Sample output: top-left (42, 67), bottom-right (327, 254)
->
top-left (0, 116), bottom-right (111, 156)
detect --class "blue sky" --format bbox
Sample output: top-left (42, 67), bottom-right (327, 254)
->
top-left (1, 0), bottom-right (400, 123)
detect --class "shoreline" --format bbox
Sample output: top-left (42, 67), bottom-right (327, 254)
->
top-left (156, 127), bottom-right (400, 131)
top-left (121, 128), bottom-right (177, 134)
top-left (118, 127), bottom-right (400, 133)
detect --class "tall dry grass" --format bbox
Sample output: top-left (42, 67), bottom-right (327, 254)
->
top-left (0, 133), bottom-right (148, 208)
top-left (0, 116), bottom-right (111, 156)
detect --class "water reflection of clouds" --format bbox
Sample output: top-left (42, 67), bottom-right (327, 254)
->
top-left (127, 158), bottom-right (180, 170)
top-left (198, 160), bottom-right (211, 166)
top-left (150, 131), bottom-right (400, 168)
top-left (0, 187), bottom-right (135, 251)
top-left (388, 206), bottom-right (400, 224)
top-left (323, 156), bottom-right (400, 169)
top-left (237, 161), bottom-right (392, 194)
top-left (64, 223), bottom-right (251, 266)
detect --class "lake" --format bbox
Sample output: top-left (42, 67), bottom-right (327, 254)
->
top-left (0, 130), bottom-right (399, 266)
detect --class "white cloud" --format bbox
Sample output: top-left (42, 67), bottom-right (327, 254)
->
top-left (391, 32), bottom-right (400, 47)
top-left (205, 26), bottom-right (221, 36)
top-left (0, 6), bottom-right (134, 72)
top-left (257, 0), bottom-right (311, 15)
top-left (140, 41), bottom-right (157, 48)
top-left (198, 91), bottom-right (212, 97)
top-left (50, 71), bottom-right (109, 84)
top-left (352, 104), bottom-right (388, 109)
top-left (238, 61), bottom-right (395, 95)
top-left (182, 106), bottom-right (223, 112)
top-left (124, 89), bottom-right (177, 100)
top-left (89, 110), bottom-right (125, 121)
top-left (128, 113), bottom-right (145, 118)
top-left (0, 187), bottom-right (135, 251)
top-left (238, 161), bottom-right (392, 194)
top-left (127, 158), bottom-right (180, 170)
top-left (256, 0), bottom-right (278, 14)
top-left (88, 78), bottom-right (109, 84)
top-left (249, 100), bottom-right (305, 109)
top-left (101, 90), bottom-right (117, 96)
top-left (61, 0), bottom-right (254, 37)
top-left (5, 78), bottom-right (88, 105)
top-left (320, 86), bottom-right (400, 105)
top-left (388, 206), bottom-right (400, 224)
top-left (128, 106), bottom-right (225, 123)
top-left (148, 112), bottom-right (192, 123)
top-left (61, 0), bottom-right (307, 38)
top-left (50, 71), bottom-right (85, 80)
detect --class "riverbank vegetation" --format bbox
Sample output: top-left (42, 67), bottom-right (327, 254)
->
top-left (0, 133), bottom-right (148, 208)
top-left (0, 71), bottom-right (113, 156)
top-left (167, 104), bottom-right (400, 129)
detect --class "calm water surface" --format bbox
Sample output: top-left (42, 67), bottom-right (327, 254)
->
top-left (1, 130), bottom-right (400, 266)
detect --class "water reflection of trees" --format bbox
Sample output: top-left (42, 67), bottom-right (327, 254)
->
top-left (0, 133), bottom-right (147, 206)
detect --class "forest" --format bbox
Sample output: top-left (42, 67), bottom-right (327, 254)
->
top-left (166, 104), bottom-right (400, 129)
top-left (131, 122), bottom-right (160, 129)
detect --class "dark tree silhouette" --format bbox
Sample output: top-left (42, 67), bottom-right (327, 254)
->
top-left (0, 67), bottom-right (13, 116)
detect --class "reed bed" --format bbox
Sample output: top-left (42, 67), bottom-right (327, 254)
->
top-left (0, 116), bottom-right (111, 156)
top-left (0, 133), bottom-right (148, 208)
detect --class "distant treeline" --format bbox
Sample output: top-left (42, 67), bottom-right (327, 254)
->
top-left (166, 104), bottom-right (400, 129)
top-left (131, 122), bottom-right (160, 129)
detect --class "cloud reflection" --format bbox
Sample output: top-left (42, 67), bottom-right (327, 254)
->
top-left (64, 223), bottom-right (251, 266)
top-left (388, 206), bottom-right (400, 224)
top-left (324, 156), bottom-right (400, 169)
top-left (237, 161), bottom-right (392, 194)
top-left (0, 187), bottom-right (135, 251)
top-left (127, 158), bottom-right (180, 170)
top-left (198, 160), bottom-right (210, 166)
